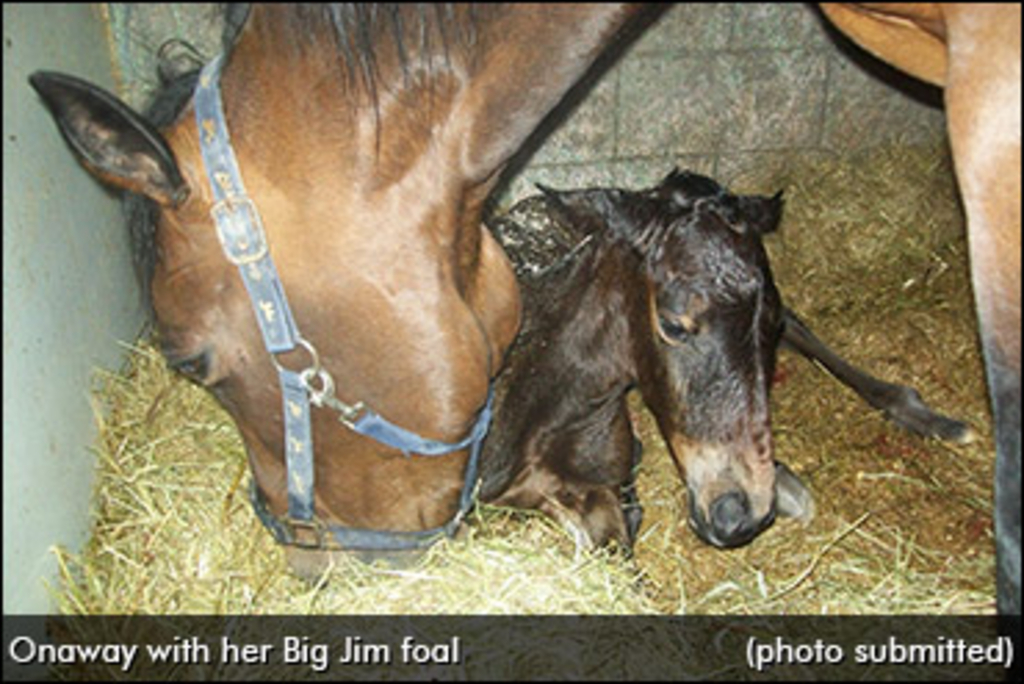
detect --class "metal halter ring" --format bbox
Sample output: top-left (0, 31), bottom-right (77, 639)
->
top-left (272, 339), bottom-right (366, 427)
top-left (272, 338), bottom-right (321, 384)
top-left (270, 337), bottom-right (334, 407)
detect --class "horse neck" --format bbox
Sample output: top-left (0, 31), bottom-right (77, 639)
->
top-left (567, 237), bottom-right (645, 387)
top-left (221, 5), bottom-right (489, 250)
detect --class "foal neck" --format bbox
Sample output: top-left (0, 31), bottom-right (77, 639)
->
top-left (524, 237), bottom-right (643, 410)
top-left (478, 236), bottom-right (641, 497)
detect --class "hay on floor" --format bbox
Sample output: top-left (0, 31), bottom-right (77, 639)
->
top-left (53, 142), bottom-right (994, 615)
top-left (55, 342), bottom-right (655, 615)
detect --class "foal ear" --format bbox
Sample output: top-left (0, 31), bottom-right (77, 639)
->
top-left (737, 190), bottom-right (784, 236)
top-left (659, 166), bottom-right (684, 187)
top-left (29, 71), bottom-right (187, 206)
top-left (537, 184), bottom-right (630, 235)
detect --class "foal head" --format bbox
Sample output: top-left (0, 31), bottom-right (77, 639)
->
top-left (548, 170), bottom-right (786, 547)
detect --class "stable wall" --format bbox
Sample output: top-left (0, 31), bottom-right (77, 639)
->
top-left (3, 4), bottom-right (144, 614)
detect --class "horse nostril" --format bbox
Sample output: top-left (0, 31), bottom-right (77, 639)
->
top-left (708, 491), bottom-right (750, 543)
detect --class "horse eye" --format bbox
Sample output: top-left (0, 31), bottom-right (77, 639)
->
top-left (657, 314), bottom-right (696, 344)
top-left (165, 349), bottom-right (210, 381)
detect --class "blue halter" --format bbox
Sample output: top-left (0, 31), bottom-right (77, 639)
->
top-left (193, 55), bottom-right (490, 551)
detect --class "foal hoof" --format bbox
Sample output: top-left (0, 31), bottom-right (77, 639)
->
top-left (623, 501), bottom-right (644, 547)
top-left (775, 462), bottom-right (815, 525)
top-left (883, 385), bottom-right (977, 444)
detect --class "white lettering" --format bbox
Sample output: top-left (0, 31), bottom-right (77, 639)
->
top-left (8, 635), bottom-right (138, 672)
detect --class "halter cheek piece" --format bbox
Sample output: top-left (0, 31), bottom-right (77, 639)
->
top-left (194, 55), bottom-right (491, 551)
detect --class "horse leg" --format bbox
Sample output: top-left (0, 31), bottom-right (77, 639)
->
top-left (491, 467), bottom-right (631, 552)
top-left (986, 361), bottom-right (1021, 615)
top-left (489, 404), bottom-right (639, 552)
top-left (780, 307), bottom-right (974, 442)
top-left (943, 4), bottom-right (1021, 614)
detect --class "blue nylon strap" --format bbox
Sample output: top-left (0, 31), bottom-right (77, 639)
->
top-left (195, 55), bottom-right (315, 524)
top-left (248, 390), bottom-right (491, 551)
top-left (194, 56), bottom-right (299, 354)
top-left (280, 368), bottom-right (316, 520)
top-left (350, 389), bottom-right (493, 458)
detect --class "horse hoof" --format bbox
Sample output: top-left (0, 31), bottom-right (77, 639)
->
top-left (775, 462), bottom-right (815, 525)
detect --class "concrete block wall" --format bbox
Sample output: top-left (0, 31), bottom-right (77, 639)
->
top-left (501, 3), bottom-right (945, 202)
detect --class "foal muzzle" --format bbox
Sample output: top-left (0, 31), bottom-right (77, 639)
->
top-left (687, 488), bottom-right (777, 548)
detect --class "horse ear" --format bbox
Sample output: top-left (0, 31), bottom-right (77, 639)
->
top-left (659, 166), bottom-right (683, 186)
top-left (29, 71), bottom-right (188, 206)
top-left (655, 169), bottom-right (722, 209)
top-left (737, 190), bottom-right (784, 236)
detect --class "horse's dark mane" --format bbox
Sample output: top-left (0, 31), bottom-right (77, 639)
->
top-left (285, 4), bottom-right (488, 106)
top-left (126, 3), bottom-right (486, 313)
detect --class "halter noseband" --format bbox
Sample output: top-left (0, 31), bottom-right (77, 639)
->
top-left (193, 55), bottom-right (490, 552)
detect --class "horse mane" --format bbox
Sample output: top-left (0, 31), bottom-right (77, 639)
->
top-left (283, 4), bottom-right (490, 106)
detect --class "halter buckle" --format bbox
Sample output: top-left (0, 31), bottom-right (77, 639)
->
top-left (284, 516), bottom-right (333, 550)
top-left (211, 195), bottom-right (268, 265)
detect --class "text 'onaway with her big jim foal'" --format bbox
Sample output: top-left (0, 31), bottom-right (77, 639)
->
top-left (7, 634), bottom-right (462, 673)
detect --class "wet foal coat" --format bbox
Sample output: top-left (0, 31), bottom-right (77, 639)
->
top-left (481, 170), bottom-right (969, 551)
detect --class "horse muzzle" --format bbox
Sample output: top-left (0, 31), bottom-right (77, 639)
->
top-left (687, 488), bottom-right (777, 548)
top-left (685, 462), bottom-right (814, 547)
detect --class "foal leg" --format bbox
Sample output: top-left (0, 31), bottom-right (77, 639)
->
top-left (490, 468), bottom-right (631, 552)
top-left (781, 308), bottom-right (974, 443)
top-left (774, 462), bottom-right (814, 524)
top-left (489, 407), bottom-right (639, 552)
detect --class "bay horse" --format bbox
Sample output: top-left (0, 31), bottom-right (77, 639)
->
top-left (482, 168), bottom-right (969, 549)
top-left (821, 3), bottom-right (1020, 614)
top-left (29, 4), bottom-right (647, 575)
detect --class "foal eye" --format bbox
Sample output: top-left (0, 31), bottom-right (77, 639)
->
top-left (657, 314), bottom-right (697, 344)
